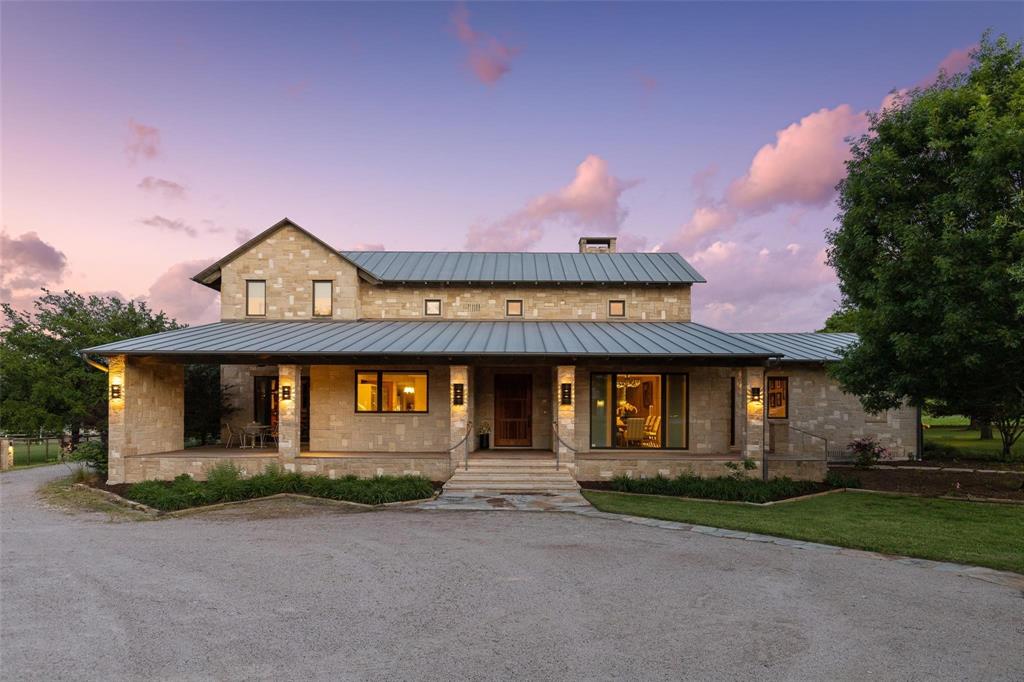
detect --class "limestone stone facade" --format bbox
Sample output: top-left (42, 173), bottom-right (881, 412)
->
top-left (360, 283), bottom-right (691, 321)
top-left (220, 224), bottom-right (361, 320)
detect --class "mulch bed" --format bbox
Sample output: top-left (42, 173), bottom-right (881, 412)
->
top-left (883, 460), bottom-right (1024, 472)
top-left (833, 467), bottom-right (1024, 501)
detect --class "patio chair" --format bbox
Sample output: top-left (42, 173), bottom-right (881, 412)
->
top-left (624, 418), bottom-right (645, 447)
top-left (223, 424), bottom-right (239, 448)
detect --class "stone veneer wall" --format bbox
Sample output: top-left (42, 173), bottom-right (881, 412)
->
top-left (308, 365), bottom-right (450, 452)
top-left (220, 224), bottom-right (360, 320)
top-left (471, 367), bottom-right (552, 452)
top-left (359, 283), bottom-right (691, 321)
top-left (107, 356), bottom-right (184, 483)
top-left (766, 365), bottom-right (918, 459)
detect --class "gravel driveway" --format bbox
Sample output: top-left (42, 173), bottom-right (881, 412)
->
top-left (2, 465), bottom-right (1022, 681)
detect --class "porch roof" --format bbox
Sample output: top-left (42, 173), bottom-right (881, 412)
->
top-left (82, 320), bottom-right (779, 360)
top-left (735, 332), bottom-right (857, 362)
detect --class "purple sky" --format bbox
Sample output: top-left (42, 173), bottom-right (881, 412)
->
top-left (2, 2), bottom-right (1020, 330)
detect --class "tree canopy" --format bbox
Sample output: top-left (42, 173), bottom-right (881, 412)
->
top-left (826, 34), bottom-right (1024, 457)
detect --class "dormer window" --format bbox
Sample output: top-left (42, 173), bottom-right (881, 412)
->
top-left (609, 300), bottom-right (626, 317)
top-left (505, 299), bottom-right (523, 317)
top-left (424, 299), bottom-right (441, 316)
top-left (246, 280), bottom-right (266, 316)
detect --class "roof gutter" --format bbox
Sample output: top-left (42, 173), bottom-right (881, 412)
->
top-left (80, 352), bottom-right (109, 373)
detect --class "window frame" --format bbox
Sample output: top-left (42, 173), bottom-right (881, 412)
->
top-left (354, 370), bottom-right (430, 414)
top-left (767, 376), bottom-right (789, 420)
top-left (312, 280), bottom-right (333, 318)
top-left (505, 299), bottom-right (524, 317)
top-left (424, 299), bottom-right (442, 316)
top-left (245, 280), bottom-right (267, 317)
top-left (588, 371), bottom-right (689, 450)
top-left (608, 299), bottom-right (626, 318)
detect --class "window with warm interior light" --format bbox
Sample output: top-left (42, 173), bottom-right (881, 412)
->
top-left (590, 373), bottom-right (688, 449)
top-left (767, 377), bottom-right (788, 419)
top-left (246, 280), bottom-right (266, 316)
top-left (355, 371), bottom-right (428, 413)
top-left (313, 281), bottom-right (333, 317)
top-left (608, 300), bottom-right (626, 317)
top-left (505, 299), bottom-right (523, 317)
top-left (424, 299), bottom-right (441, 316)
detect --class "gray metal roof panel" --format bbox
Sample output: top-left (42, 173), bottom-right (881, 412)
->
top-left (340, 251), bottom-right (705, 284)
top-left (84, 321), bottom-right (776, 358)
top-left (734, 332), bottom-right (857, 362)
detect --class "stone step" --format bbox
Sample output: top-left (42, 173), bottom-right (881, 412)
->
top-left (464, 459), bottom-right (559, 468)
top-left (449, 473), bottom-right (575, 482)
top-left (443, 481), bottom-right (581, 492)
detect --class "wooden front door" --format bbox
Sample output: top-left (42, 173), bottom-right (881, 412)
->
top-left (494, 374), bottom-right (532, 447)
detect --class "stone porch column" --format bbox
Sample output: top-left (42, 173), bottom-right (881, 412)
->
top-left (106, 354), bottom-right (184, 484)
top-left (554, 365), bottom-right (577, 474)
top-left (449, 365), bottom-right (471, 474)
top-left (742, 366), bottom-right (766, 478)
top-left (277, 364), bottom-right (302, 466)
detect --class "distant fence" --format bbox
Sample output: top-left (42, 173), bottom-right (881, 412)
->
top-left (1, 434), bottom-right (101, 467)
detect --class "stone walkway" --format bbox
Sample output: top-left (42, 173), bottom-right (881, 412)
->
top-left (416, 490), bottom-right (1024, 591)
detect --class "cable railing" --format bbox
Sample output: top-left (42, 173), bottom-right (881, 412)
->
top-left (448, 420), bottom-right (473, 471)
top-left (551, 421), bottom-right (577, 471)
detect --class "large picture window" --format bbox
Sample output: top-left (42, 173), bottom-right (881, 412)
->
top-left (767, 377), bottom-right (788, 419)
top-left (246, 280), bottom-right (266, 316)
top-left (590, 373), bottom-right (688, 449)
top-left (355, 371), bottom-right (428, 413)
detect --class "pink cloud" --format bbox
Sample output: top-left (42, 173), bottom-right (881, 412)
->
top-left (881, 44), bottom-right (976, 112)
top-left (234, 229), bottom-right (254, 245)
top-left (450, 4), bottom-right (521, 85)
top-left (0, 231), bottom-right (68, 312)
top-left (614, 233), bottom-right (649, 252)
top-left (144, 259), bottom-right (220, 325)
top-left (726, 105), bottom-right (868, 212)
top-left (125, 119), bottom-right (160, 162)
top-left (139, 215), bottom-right (198, 238)
top-left (465, 155), bottom-right (638, 251)
top-left (286, 80), bottom-right (310, 97)
top-left (138, 176), bottom-right (186, 200)
top-left (687, 242), bottom-right (838, 331)
top-left (348, 243), bottom-right (386, 251)
top-left (636, 72), bottom-right (659, 93)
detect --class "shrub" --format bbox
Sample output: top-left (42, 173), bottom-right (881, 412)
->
top-left (849, 437), bottom-right (892, 467)
top-left (73, 441), bottom-right (108, 477)
top-left (608, 473), bottom-right (819, 504)
top-left (825, 471), bottom-right (862, 489)
top-left (122, 465), bottom-right (435, 511)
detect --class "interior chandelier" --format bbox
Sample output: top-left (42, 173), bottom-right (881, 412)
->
top-left (616, 376), bottom-right (643, 389)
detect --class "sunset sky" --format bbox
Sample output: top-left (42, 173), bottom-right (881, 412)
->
top-left (2, 2), bottom-right (1020, 330)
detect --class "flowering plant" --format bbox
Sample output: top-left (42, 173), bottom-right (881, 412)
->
top-left (849, 437), bottom-right (892, 467)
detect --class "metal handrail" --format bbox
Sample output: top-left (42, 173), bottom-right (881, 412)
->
top-left (774, 423), bottom-right (829, 459)
top-left (448, 420), bottom-right (473, 471)
top-left (551, 421), bottom-right (576, 471)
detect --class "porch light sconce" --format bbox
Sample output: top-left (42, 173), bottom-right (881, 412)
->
top-left (560, 383), bottom-right (573, 405)
top-left (452, 383), bottom-right (464, 406)
top-left (110, 383), bottom-right (122, 400)
top-left (750, 387), bottom-right (762, 403)
top-left (280, 385), bottom-right (292, 401)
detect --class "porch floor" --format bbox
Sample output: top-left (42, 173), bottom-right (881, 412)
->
top-left (133, 447), bottom-right (448, 459)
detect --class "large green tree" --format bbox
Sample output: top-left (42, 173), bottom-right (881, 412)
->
top-left (1, 290), bottom-right (181, 438)
top-left (827, 34), bottom-right (1024, 458)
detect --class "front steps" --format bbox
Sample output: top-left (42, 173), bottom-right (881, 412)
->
top-left (443, 454), bottom-right (580, 494)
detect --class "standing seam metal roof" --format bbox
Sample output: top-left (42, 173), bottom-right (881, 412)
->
top-left (83, 320), bottom-right (776, 357)
top-left (341, 251), bottom-right (705, 284)
top-left (733, 332), bottom-right (857, 362)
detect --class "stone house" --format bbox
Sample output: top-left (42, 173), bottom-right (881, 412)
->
top-left (83, 218), bottom-right (919, 489)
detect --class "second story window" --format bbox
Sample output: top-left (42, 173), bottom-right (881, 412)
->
top-left (609, 300), bottom-right (626, 317)
top-left (246, 280), bottom-right (266, 316)
top-left (313, 281), bottom-right (333, 317)
top-left (505, 299), bottom-right (523, 317)
top-left (424, 299), bottom-right (441, 316)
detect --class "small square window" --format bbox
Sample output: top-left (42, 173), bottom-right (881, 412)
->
top-left (424, 299), bottom-right (442, 316)
top-left (313, 281), bottom-right (333, 317)
top-left (505, 299), bottom-right (523, 317)
top-left (609, 300), bottom-right (626, 317)
top-left (246, 280), bottom-right (266, 316)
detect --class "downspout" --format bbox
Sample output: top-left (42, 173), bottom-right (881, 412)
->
top-left (80, 352), bottom-right (109, 373)
top-left (916, 404), bottom-right (924, 461)
top-left (762, 366), bottom-right (768, 482)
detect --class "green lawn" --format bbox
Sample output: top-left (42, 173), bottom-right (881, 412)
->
top-left (582, 490), bottom-right (1024, 573)
top-left (924, 425), bottom-right (1024, 461)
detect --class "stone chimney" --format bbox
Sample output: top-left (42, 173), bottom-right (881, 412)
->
top-left (578, 237), bottom-right (617, 253)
